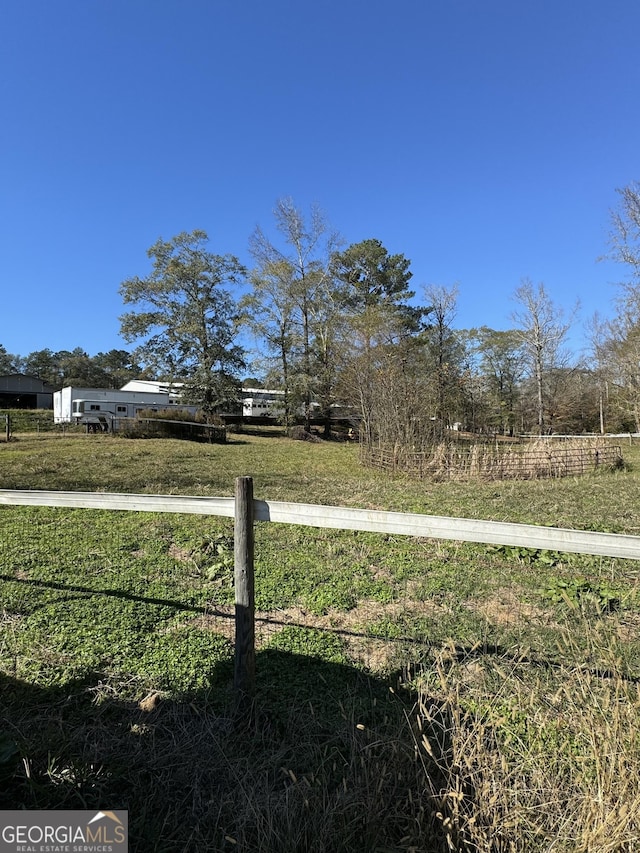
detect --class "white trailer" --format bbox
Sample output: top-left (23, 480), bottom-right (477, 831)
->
top-left (53, 386), bottom-right (198, 429)
top-left (240, 388), bottom-right (327, 419)
top-left (241, 388), bottom-right (286, 418)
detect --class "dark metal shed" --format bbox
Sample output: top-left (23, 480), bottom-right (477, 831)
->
top-left (0, 374), bottom-right (55, 409)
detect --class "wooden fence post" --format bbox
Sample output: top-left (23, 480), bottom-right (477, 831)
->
top-left (234, 476), bottom-right (256, 706)
top-left (5, 414), bottom-right (10, 443)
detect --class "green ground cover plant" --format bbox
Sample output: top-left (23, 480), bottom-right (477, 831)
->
top-left (1, 430), bottom-right (640, 850)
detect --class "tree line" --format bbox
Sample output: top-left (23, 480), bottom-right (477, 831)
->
top-left (3, 185), bottom-right (640, 439)
top-left (0, 346), bottom-right (145, 391)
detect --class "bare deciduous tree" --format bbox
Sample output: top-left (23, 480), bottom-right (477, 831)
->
top-left (592, 182), bottom-right (640, 433)
top-left (422, 284), bottom-right (462, 427)
top-left (248, 199), bottom-right (341, 431)
top-left (607, 181), bottom-right (640, 289)
top-left (511, 279), bottom-right (576, 435)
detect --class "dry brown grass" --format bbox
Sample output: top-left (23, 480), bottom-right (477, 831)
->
top-left (410, 632), bottom-right (640, 852)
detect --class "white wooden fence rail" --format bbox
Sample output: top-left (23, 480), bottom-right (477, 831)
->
top-left (1, 487), bottom-right (639, 560)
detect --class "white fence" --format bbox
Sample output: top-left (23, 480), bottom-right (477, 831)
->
top-left (1, 486), bottom-right (639, 560)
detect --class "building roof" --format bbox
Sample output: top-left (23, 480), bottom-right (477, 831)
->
top-left (0, 373), bottom-right (55, 392)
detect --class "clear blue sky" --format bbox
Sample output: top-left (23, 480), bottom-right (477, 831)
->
top-left (2, 0), bottom-right (639, 365)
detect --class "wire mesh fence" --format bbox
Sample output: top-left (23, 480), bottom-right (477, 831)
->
top-left (362, 440), bottom-right (624, 480)
top-left (1, 410), bottom-right (59, 437)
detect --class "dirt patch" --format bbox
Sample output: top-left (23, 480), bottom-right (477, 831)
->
top-left (469, 588), bottom-right (550, 627)
top-left (190, 596), bottom-right (448, 671)
top-left (168, 543), bottom-right (193, 563)
top-left (617, 611), bottom-right (640, 642)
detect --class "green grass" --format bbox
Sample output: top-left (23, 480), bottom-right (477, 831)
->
top-left (1, 430), bottom-right (638, 527)
top-left (1, 430), bottom-right (640, 850)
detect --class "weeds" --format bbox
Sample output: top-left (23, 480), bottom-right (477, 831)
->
top-left (542, 576), bottom-right (623, 612)
top-left (411, 634), bottom-right (640, 851)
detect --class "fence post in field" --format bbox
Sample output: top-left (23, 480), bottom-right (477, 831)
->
top-left (234, 476), bottom-right (256, 706)
top-left (5, 414), bottom-right (10, 443)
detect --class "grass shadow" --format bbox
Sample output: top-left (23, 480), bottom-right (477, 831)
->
top-left (0, 572), bottom-right (207, 616)
top-left (0, 648), bottom-right (458, 853)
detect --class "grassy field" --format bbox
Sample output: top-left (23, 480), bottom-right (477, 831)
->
top-left (1, 429), bottom-right (640, 851)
